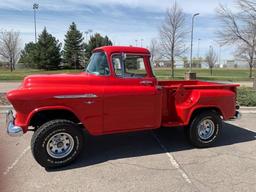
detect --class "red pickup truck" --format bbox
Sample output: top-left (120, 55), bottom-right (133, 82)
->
top-left (6, 46), bottom-right (240, 168)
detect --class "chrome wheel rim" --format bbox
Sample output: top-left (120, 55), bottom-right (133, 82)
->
top-left (46, 132), bottom-right (74, 159)
top-left (197, 119), bottom-right (215, 140)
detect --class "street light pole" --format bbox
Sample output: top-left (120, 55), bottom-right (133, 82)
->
top-left (190, 13), bottom-right (200, 72)
top-left (33, 3), bottom-right (39, 43)
top-left (140, 39), bottom-right (144, 47)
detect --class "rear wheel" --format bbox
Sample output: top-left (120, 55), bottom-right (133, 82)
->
top-left (31, 119), bottom-right (84, 168)
top-left (188, 110), bottom-right (222, 148)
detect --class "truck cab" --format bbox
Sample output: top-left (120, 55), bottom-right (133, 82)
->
top-left (87, 47), bottom-right (162, 133)
top-left (6, 46), bottom-right (240, 168)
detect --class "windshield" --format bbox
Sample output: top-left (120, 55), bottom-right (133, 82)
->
top-left (86, 52), bottom-right (110, 76)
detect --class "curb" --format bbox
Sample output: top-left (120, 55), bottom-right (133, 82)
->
top-left (240, 107), bottom-right (256, 110)
top-left (0, 105), bottom-right (13, 109)
top-left (240, 107), bottom-right (256, 114)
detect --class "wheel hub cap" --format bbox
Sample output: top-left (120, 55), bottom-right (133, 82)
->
top-left (197, 119), bottom-right (215, 140)
top-left (46, 132), bottom-right (74, 159)
top-left (57, 142), bottom-right (64, 148)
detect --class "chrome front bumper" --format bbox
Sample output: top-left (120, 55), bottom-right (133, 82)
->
top-left (6, 110), bottom-right (23, 137)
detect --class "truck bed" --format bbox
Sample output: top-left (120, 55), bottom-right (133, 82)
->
top-left (158, 80), bottom-right (239, 127)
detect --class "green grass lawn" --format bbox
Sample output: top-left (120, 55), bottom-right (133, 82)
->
top-left (153, 68), bottom-right (256, 82)
top-left (0, 69), bottom-right (81, 81)
top-left (0, 68), bottom-right (255, 82)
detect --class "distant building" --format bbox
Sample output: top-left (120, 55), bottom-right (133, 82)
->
top-left (153, 58), bottom-right (252, 69)
top-left (224, 60), bottom-right (248, 68)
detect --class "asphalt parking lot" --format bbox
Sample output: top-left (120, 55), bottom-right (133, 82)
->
top-left (0, 112), bottom-right (256, 192)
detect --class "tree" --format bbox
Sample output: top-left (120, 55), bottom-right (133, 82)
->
top-left (235, 42), bottom-right (256, 73)
top-left (149, 38), bottom-right (160, 67)
top-left (159, 2), bottom-right (187, 78)
top-left (19, 42), bottom-right (37, 68)
top-left (206, 47), bottom-right (217, 76)
top-left (63, 22), bottom-right (84, 69)
top-left (0, 30), bottom-right (21, 71)
top-left (216, 0), bottom-right (256, 78)
top-left (238, 0), bottom-right (256, 26)
top-left (85, 33), bottom-right (112, 59)
top-left (34, 28), bottom-right (62, 70)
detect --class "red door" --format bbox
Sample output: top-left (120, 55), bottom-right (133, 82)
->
top-left (103, 54), bottom-right (162, 133)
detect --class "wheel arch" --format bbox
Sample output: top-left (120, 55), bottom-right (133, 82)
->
top-left (28, 106), bottom-right (82, 129)
top-left (188, 106), bottom-right (223, 125)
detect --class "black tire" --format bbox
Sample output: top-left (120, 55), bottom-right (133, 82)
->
top-left (31, 119), bottom-right (84, 168)
top-left (188, 110), bottom-right (222, 148)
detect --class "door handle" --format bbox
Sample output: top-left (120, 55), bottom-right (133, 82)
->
top-left (84, 101), bottom-right (95, 105)
top-left (156, 85), bottom-right (162, 90)
top-left (140, 80), bottom-right (153, 86)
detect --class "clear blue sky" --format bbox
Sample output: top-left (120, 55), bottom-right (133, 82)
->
top-left (0, 0), bottom-right (237, 59)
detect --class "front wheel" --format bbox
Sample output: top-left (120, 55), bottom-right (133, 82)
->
top-left (31, 119), bottom-right (84, 168)
top-left (188, 111), bottom-right (222, 148)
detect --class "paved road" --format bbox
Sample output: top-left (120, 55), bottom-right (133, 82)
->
top-left (0, 112), bottom-right (255, 192)
top-left (0, 82), bottom-right (21, 93)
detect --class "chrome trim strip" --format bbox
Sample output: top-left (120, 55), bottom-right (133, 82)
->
top-left (54, 94), bottom-right (98, 99)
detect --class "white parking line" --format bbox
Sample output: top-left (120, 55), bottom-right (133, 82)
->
top-left (3, 146), bottom-right (30, 176)
top-left (151, 132), bottom-right (192, 184)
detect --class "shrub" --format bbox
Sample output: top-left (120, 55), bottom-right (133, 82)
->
top-left (237, 87), bottom-right (256, 106)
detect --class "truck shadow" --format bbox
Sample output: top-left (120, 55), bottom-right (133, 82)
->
top-left (47, 122), bottom-right (255, 172)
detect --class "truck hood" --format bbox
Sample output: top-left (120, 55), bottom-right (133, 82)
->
top-left (22, 72), bottom-right (103, 89)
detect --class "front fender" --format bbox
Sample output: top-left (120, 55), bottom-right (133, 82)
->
top-left (15, 106), bottom-right (78, 133)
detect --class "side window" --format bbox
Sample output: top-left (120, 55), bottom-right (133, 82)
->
top-left (112, 54), bottom-right (147, 78)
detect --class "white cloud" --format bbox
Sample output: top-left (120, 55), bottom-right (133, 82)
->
top-left (0, 0), bottom-right (238, 59)
top-left (0, 0), bottom-right (237, 14)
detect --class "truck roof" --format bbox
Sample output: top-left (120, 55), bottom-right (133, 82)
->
top-left (93, 46), bottom-right (150, 55)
